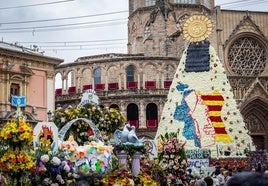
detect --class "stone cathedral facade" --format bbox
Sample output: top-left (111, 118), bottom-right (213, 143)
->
top-left (55, 0), bottom-right (268, 150)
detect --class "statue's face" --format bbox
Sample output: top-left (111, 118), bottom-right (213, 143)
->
top-left (88, 93), bottom-right (93, 100)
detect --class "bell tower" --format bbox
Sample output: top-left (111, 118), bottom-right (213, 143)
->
top-left (127, 0), bottom-right (215, 57)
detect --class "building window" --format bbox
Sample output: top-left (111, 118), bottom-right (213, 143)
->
top-left (127, 103), bottom-right (139, 128)
top-left (94, 67), bottom-right (101, 84)
top-left (126, 65), bottom-right (135, 82)
top-left (173, 0), bottom-right (196, 4)
top-left (228, 37), bottom-right (266, 76)
top-left (145, 0), bottom-right (156, 6)
top-left (10, 83), bottom-right (20, 95)
top-left (146, 103), bottom-right (158, 128)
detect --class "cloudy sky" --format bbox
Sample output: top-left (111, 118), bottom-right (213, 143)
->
top-left (0, 0), bottom-right (267, 63)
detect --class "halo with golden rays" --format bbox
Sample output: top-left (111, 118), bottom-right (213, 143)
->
top-left (183, 15), bottom-right (213, 43)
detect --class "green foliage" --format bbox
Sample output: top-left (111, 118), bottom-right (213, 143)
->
top-left (52, 104), bottom-right (126, 145)
top-left (113, 144), bottom-right (146, 156)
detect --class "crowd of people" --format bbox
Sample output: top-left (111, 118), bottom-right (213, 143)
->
top-left (187, 166), bottom-right (268, 186)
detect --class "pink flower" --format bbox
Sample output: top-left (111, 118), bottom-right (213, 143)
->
top-left (63, 164), bottom-right (71, 172)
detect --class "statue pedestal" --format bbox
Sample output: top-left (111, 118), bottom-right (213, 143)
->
top-left (117, 151), bottom-right (128, 169)
top-left (131, 152), bottom-right (141, 176)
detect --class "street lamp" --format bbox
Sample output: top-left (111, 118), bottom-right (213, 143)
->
top-left (47, 110), bottom-right (52, 121)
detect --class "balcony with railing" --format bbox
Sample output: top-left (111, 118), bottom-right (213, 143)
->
top-left (55, 80), bottom-right (171, 102)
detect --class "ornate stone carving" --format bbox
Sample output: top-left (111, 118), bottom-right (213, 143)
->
top-left (245, 115), bottom-right (264, 133)
top-left (228, 37), bottom-right (266, 76)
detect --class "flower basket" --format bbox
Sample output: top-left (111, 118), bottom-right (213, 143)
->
top-left (58, 118), bottom-right (114, 176)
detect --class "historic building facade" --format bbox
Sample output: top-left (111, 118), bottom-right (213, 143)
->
top-left (0, 42), bottom-right (63, 125)
top-left (55, 0), bottom-right (268, 150)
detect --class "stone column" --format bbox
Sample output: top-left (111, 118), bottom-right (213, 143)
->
top-left (117, 151), bottom-right (128, 169)
top-left (131, 152), bottom-right (141, 176)
top-left (104, 70), bottom-right (108, 91)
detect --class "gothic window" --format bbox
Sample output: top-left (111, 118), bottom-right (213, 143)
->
top-left (145, 0), bottom-right (156, 6)
top-left (173, 0), bottom-right (196, 4)
top-left (94, 67), bottom-right (101, 84)
top-left (126, 65), bottom-right (135, 82)
top-left (144, 26), bottom-right (152, 41)
top-left (228, 37), bottom-right (266, 76)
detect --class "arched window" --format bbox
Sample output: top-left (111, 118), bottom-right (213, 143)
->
top-left (127, 103), bottom-right (139, 128)
top-left (228, 37), bottom-right (266, 76)
top-left (55, 73), bottom-right (62, 89)
top-left (67, 71), bottom-right (76, 94)
top-left (146, 103), bottom-right (158, 128)
top-left (126, 65), bottom-right (135, 82)
top-left (94, 67), bottom-right (101, 84)
top-left (67, 71), bottom-right (73, 88)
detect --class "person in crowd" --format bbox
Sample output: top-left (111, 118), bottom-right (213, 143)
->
top-left (204, 176), bottom-right (214, 186)
top-left (231, 167), bottom-right (238, 176)
top-left (223, 170), bottom-right (231, 183)
top-left (195, 179), bottom-right (207, 186)
top-left (0, 173), bottom-right (6, 186)
top-left (226, 172), bottom-right (268, 186)
top-left (251, 167), bottom-right (256, 173)
top-left (216, 168), bottom-right (225, 186)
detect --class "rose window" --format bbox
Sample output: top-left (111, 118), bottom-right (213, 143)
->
top-left (228, 37), bottom-right (266, 76)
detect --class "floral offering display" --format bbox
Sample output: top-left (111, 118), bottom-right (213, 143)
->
top-left (60, 136), bottom-right (114, 175)
top-left (32, 150), bottom-right (78, 186)
top-left (157, 130), bottom-right (189, 185)
top-left (138, 157), bottom-right (167, 186)
top-left (101, 157), bottom-right (163, 186)
top-left (0, 117), bottom-right (35, 185)
top-left (101, 168), bottom-right (135, 186)
top-left (0, 118), bottom-right (33, 148)
top-left (0, 150), bottom-right (35, 174)
top-left (53, 105), bottom-right (126, 144)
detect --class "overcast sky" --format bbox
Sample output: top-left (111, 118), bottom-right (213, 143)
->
top-left (0, 0), bottom-right (267, 63)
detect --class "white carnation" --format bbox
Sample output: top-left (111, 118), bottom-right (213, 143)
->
top-left (40, 155), bottom-right (50, 163)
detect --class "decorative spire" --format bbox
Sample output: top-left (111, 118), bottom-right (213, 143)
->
top-left (148, 0), bottom-right (172, 25)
